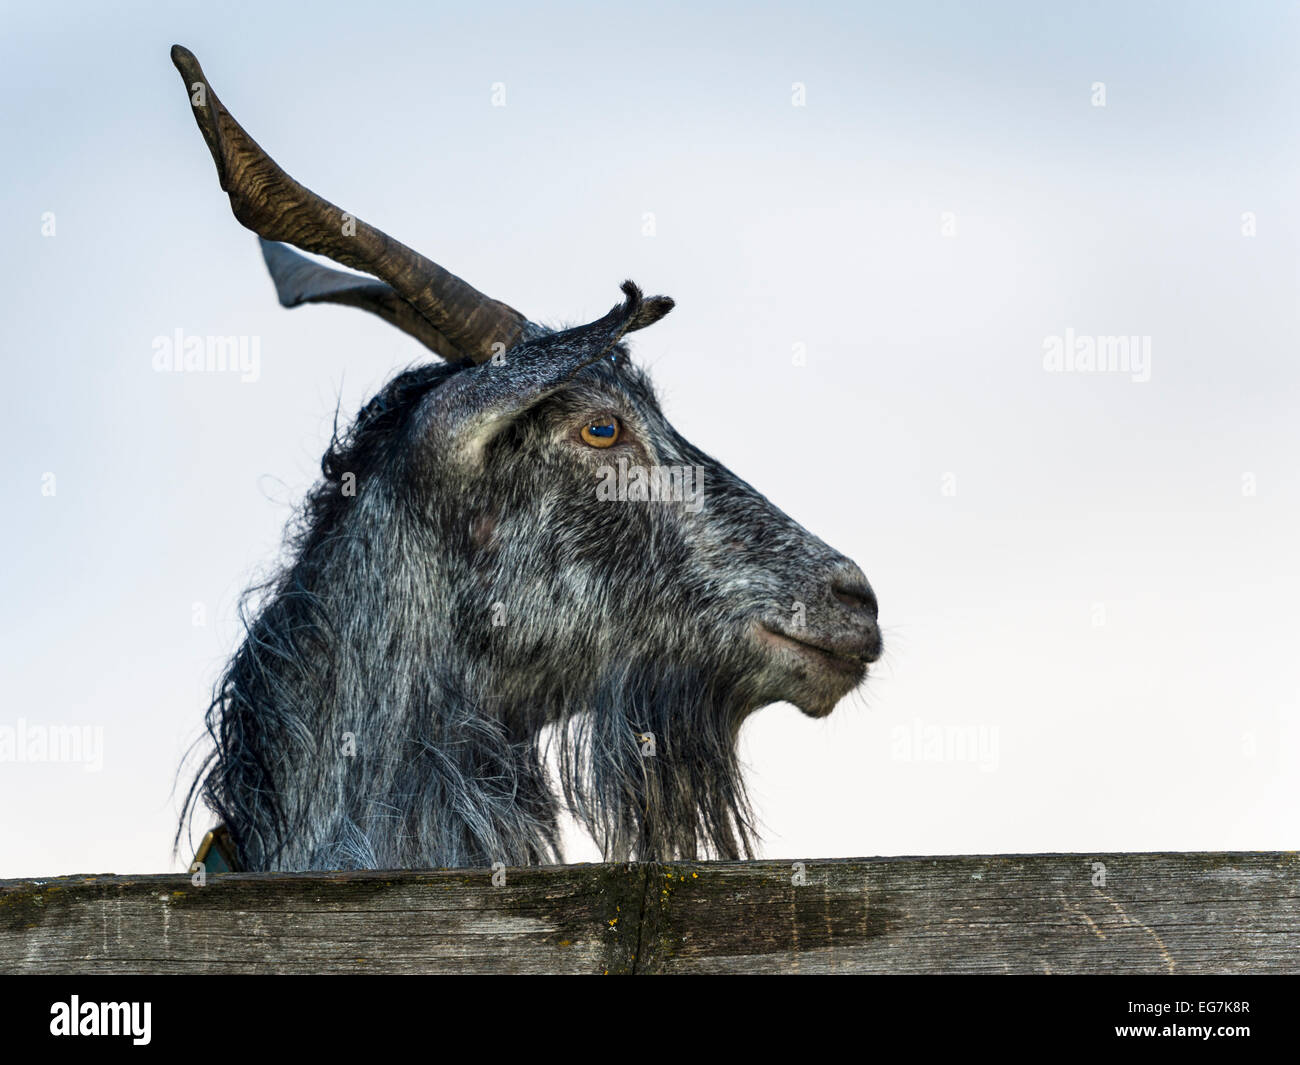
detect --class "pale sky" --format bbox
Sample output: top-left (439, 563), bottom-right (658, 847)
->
top-left (2, 0), bottom-right (1297, 878)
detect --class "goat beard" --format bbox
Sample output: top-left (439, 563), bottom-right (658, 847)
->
top-left (188, 642), bottom-right (757, 871)
top-left (551, 660), bottom-right (757, 864)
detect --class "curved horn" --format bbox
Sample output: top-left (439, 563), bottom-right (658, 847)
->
top-left (170, 44), bottom-right (530, 363)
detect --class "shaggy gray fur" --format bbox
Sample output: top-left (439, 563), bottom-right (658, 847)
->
top-left (181, 284), bottom-right (880, 870)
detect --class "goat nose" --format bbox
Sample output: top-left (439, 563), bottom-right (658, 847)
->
top-left (832, 579), bottom-right (877, 619)
top-left (829, 567), bottom-right (878, 621)
top-left (828, 564), bottom-right (882, 662)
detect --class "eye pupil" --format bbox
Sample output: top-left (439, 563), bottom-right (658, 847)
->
top-left (588, 423), bottom-right (615, 437)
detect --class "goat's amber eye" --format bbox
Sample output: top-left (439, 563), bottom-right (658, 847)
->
top-left (581, 418), bottom-right (620, 448)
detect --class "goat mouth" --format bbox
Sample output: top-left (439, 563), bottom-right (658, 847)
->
top-left (757, 625), bottom-right (867, 676)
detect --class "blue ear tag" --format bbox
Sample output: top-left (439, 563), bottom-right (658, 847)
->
top-left (192, 825), bottom-right (241, 873)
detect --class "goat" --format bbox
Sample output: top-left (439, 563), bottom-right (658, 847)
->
top-left (171, 46), bottom-right (882, 871)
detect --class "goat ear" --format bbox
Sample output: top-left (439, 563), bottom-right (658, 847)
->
top-left (260, 240), bottom-right (466, 361)
top-left (421, 281), bottom-right (674, 464)
top-left (560, 280), bottom-right (675, 348)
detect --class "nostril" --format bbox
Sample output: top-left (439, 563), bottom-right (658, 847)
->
top-left (832, 580), bottom-right (878, 620)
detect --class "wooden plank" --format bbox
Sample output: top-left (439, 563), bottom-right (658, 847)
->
top-left (2, 853), bottom-right (1296, 974)
top-left (638, 853), bottom-right (1300, 974)
top-left (0, 864), bottom-right (644, 975)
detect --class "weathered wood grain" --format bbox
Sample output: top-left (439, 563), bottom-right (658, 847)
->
top-left (0, 864), bottom-right (643, 975)
top-left (638, 853), bottom-right (1300, 974)
top-left (3, 853), bottom-right (1295, 974)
